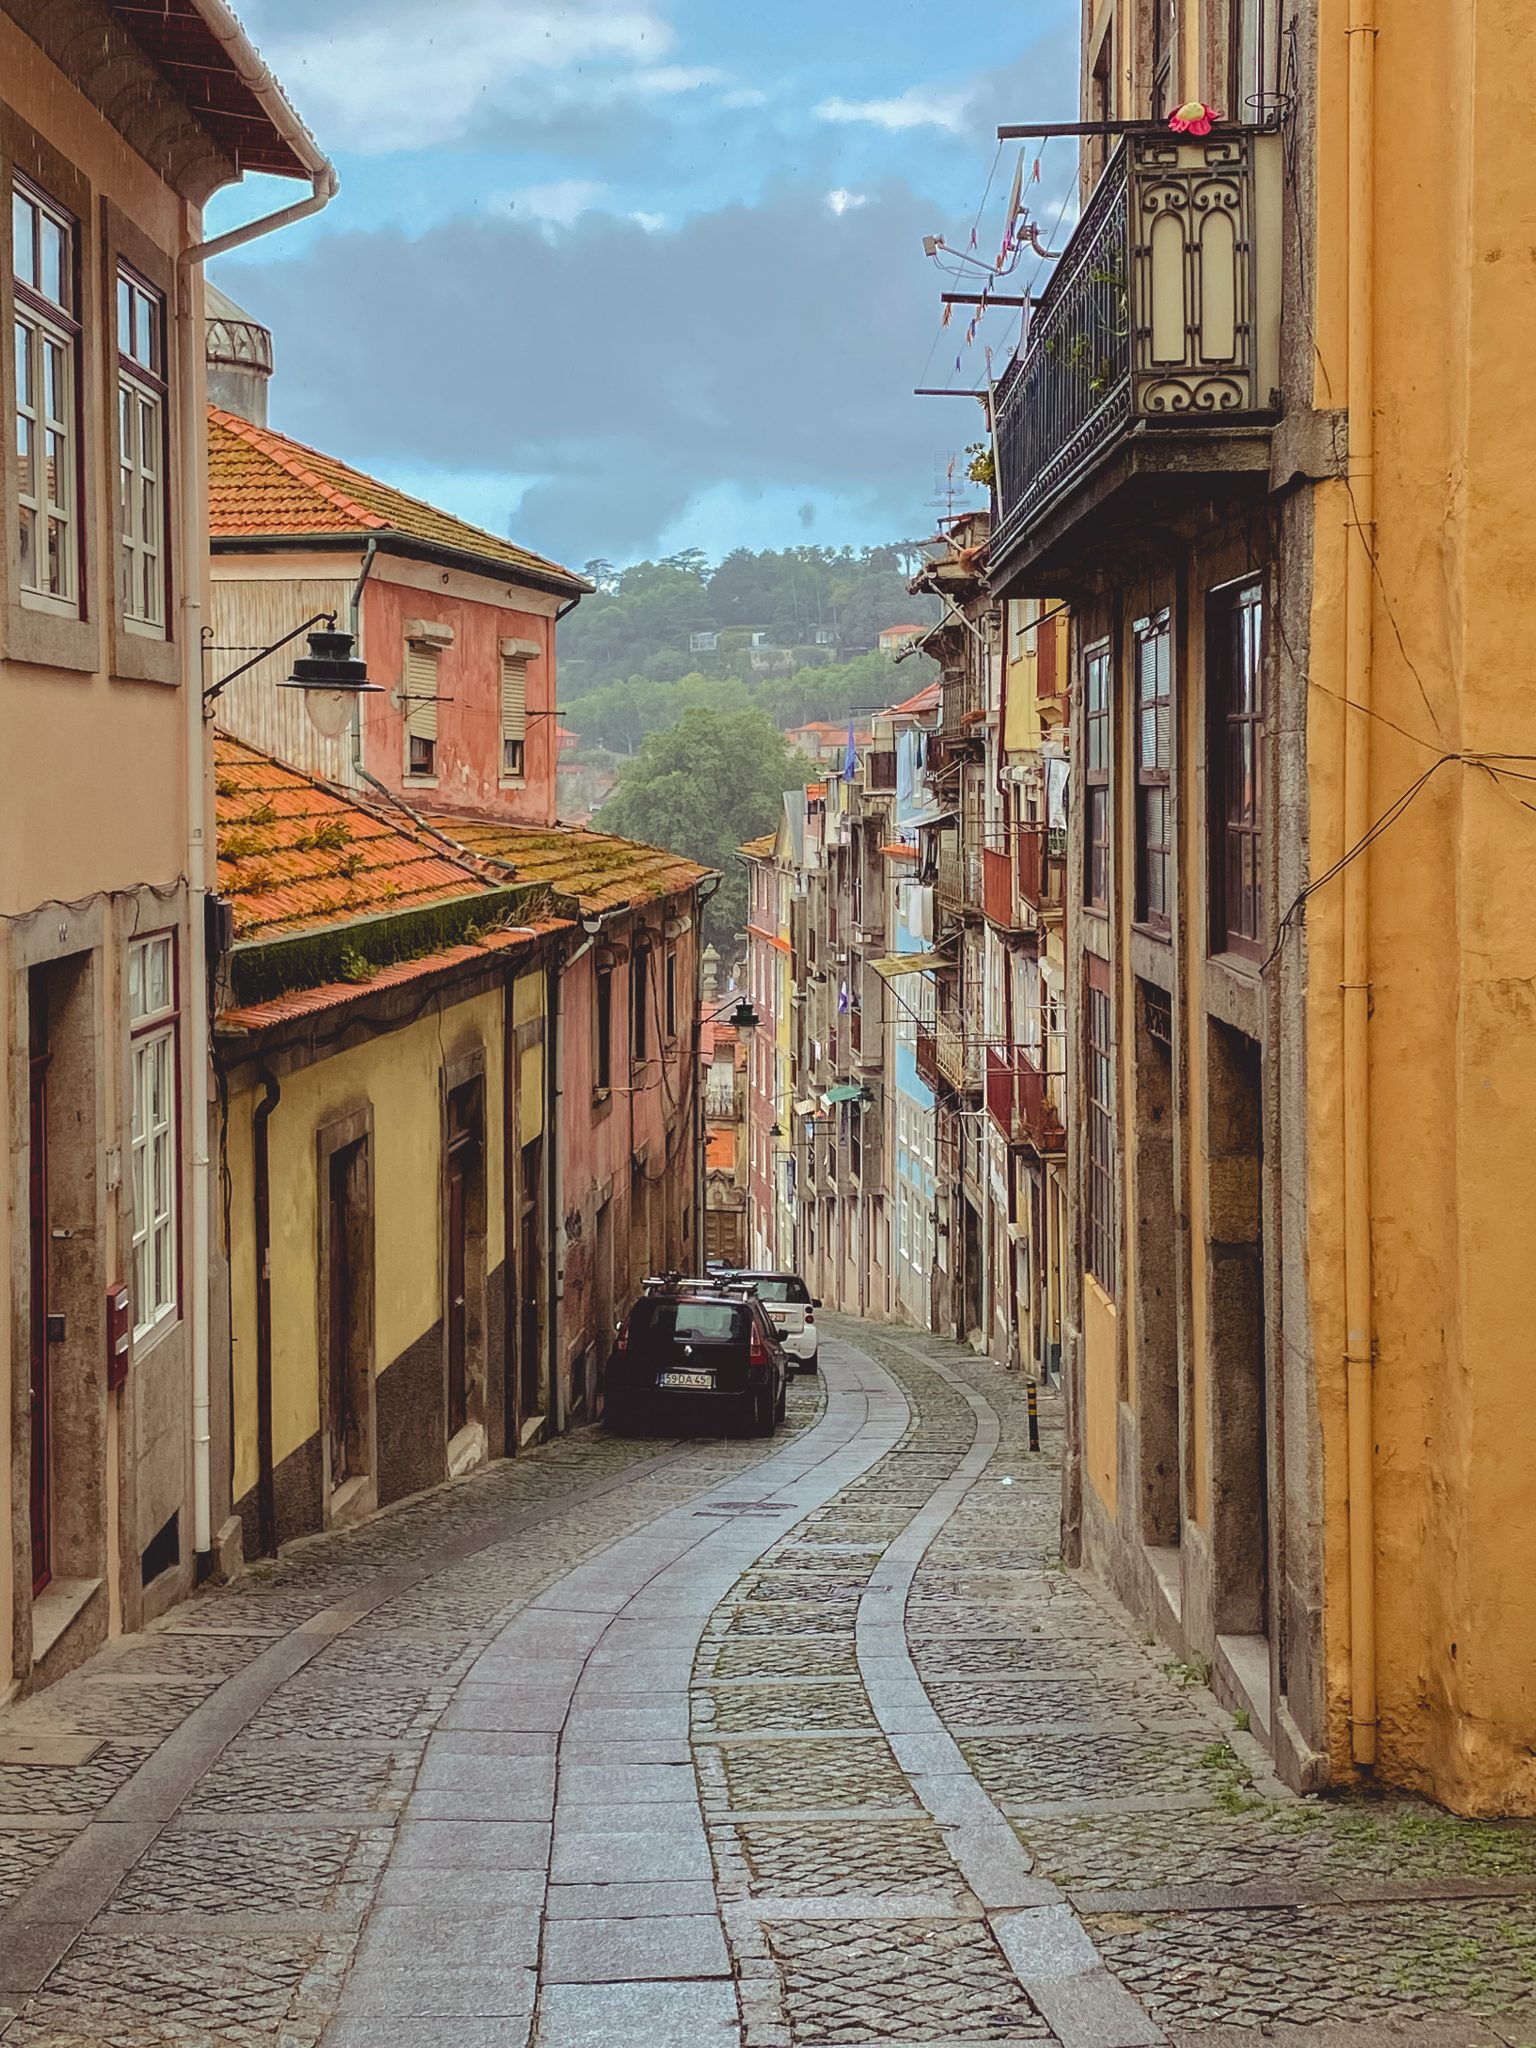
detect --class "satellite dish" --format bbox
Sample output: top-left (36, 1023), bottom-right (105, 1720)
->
top-left (1004, 149), bottom-right (1025, 231)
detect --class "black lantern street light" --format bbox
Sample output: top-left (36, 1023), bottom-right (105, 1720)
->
top-left (280, 624), bottom-right (383, 739)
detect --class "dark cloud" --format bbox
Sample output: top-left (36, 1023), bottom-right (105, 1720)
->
top-left (220, 178), bottom-right (987, 561)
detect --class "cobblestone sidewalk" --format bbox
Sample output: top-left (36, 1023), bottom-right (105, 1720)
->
top-left (0, 1395), bottom-right (827, 2046)
top-left (2, 1323), bottom-right (1535, 2048)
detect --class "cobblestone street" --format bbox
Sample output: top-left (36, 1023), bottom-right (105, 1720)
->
top-left (2, 1322), bottom-right (1534, 2048)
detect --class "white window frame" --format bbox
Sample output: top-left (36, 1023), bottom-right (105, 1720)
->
top-left (128, 933), bottom-right (179, 1343)
top-left (12, 179), bottom-right (80, 616)
top-left (116, 264), bottom-right (168, 635)
top-left (499, 638), bottom-right (535, 785)
top-left (403, 639), bottom-right (440, 781)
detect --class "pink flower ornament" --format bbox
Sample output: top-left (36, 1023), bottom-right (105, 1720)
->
top-left (1169, 100), bottom-right (1221, 135)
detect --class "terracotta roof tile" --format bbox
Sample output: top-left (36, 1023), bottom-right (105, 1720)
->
top-left (431, 815), bottom-right (711, 916)
top-left (891, 680), bottom-right (941, 715)
top-left (207, 408), bottom-right (588, 591)
top-left (738, 832), bottom-right (777, 859)
top-left (218, 921), bottom-right (569, 1034)
top-left (214, 734), bottom-right (492, 942)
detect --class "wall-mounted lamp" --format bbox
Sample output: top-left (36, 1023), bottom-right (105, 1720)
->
top-left (279, 626), bottom-right (382, 739)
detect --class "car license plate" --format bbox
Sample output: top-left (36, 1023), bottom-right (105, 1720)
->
top-left (658, 1370), bottom-right (713, 1390)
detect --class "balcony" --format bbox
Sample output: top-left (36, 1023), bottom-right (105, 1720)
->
top-left (992, 129), bottom-right (1281, 586)
top-left (985, 1046), bottom-right (1067, 1156)
top-left (936, 843), bottom-right (984, 923)
top-left (936, 1006), bottom-right (981, 1098)
top-left (982, 847), bottom-right (1019, 931)
top-left (938, 669), bottom-right (985, 748)
top-left (915, 1023), bottom-right (940, 1091)
top-left (1016, 822), bottom-right (1067, 923)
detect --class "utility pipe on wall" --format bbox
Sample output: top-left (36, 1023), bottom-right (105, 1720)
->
top-left (1342, 0), bottom-right (1379, 1768)
top-left (178, 11), bottom-right (337, 1562)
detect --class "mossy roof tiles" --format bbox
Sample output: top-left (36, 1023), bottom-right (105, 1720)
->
top-left (432, 815), bottom-right (710, 915)
top-left (214, 734), bottom-right (493, 942)
top-left (207, 407), bottom-right (587, 591)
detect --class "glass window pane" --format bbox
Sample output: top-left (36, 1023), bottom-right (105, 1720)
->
top-left (40, 214), bottom-right (66, 306)
top-left (15, 318), bottom-right (31, 407)
top-left (149, 939), bottom-right (170, 1011)
top-left (118, 274), bottom-right (133, 355)
top-left (13, 190), bottom-right (35, 287)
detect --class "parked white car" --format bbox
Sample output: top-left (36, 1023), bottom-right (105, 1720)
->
top-left (726, 1272), bottom-right (820, 1371)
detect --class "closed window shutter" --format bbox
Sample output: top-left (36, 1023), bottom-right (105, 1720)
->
top-left (405, 643), bottom-right (438, 741)
top-left (501, 653), bottom-right (528, 742)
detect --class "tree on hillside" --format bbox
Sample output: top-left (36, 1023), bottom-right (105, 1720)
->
top-left (596, 708), bottom-right (811, 948)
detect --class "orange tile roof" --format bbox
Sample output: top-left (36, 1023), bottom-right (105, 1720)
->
top-left (891, 680), bottom-right (941, 716)
top-left (738, 832), bottom-right (777, 860)
top-left (882, 842), bottom-right (920, 860)
top-left (207, 408), bottom-right (587, 593)
top-left (219, 922), bottom-right (568, 1034)
top-left (806, 782), bottom-right (828, 799)
top-left (431, 815), bottom-right (711, 915)
top-left (215, 734), bottom-right (493, 942)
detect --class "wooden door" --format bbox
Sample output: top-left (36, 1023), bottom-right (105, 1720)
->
top-left (446, 1148), bottom-right (468, 1437)
top-left (519, 1139), bottom-right (542, 1426)
top-left (327, 1148), bottom-right (353, 1486)
top-left (28, 1048), bottom-right (50, 1595)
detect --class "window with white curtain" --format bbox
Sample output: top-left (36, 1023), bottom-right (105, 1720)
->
top-left (129, 934), bottom-right (178, 1341)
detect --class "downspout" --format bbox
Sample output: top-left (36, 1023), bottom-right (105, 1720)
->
top-left (252, 1068), bottom-right (281, 1557)
top-left (1342, 0), bottom-right (1379, 1768)
top-left (177, 53), bottom-right (336, 1564)
top-left (349, 538), bottom-right (379, 780)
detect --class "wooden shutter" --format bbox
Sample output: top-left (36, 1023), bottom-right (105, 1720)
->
top-left (500, 652), bottom-right (528, 743)
top-left (404, 642), bottom-right (438, 740)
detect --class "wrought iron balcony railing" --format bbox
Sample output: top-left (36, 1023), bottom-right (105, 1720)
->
top-left (994, 129), bottom-right (1280, 558)
top-left (985, 1046), bottom-right (1067, 1156)
top-left (1016, 822), bottom-right (1067, 922)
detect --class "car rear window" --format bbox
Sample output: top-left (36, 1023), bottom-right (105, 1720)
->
top-left (633, 1301), bottom-right (746, 1343)
top-left (745, 1277), bottom-right (809, 1305)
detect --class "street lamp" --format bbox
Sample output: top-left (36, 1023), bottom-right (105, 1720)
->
top-left (280, 625), bottom-right (383, 739)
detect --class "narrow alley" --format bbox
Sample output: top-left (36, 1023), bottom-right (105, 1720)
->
top-left (1, 1324), bottom-right (1532, 2048)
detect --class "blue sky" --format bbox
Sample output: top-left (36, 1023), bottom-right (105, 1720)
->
top-left (211, 0), bottom-right (1078, 569)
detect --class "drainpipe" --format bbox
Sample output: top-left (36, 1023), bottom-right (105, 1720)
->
top-left (176, 53), bottom-right (337, 1566)
top-left (1342, 0), bottom-right (1379, 1768)
top-left (348, 538), bottom-right (379, 781)
top-left (251, 1068), bottom-right (281, 1557)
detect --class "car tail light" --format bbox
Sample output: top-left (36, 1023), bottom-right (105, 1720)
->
top-left (748, 1327), bottom-right (769, 1370)
top-left (615, 1318), bottom-right (630, 1353)
top-left (804, 1308), bottom-right (815, 1324)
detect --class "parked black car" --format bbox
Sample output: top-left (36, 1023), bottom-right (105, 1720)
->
top-left (605, 1277), bottom-right (788, 1437)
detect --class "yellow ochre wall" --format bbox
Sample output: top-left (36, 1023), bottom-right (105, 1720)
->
top-left (226, 979), bottom-right (544, 1504)
top-left (1305, 0), bottom-right (1536, 1811)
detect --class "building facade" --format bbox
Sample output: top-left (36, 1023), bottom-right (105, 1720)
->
top-left (0, 1), bottom-right (327, 1693)
top-left (986, 0), bottom-right (1536, 1812)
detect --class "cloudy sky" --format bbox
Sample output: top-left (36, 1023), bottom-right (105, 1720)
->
top-left (210, 0), bottom-right (1077, 570)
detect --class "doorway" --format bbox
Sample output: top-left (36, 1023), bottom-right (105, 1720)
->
top-left (1206, 1019), bottom-right (1268, 1635)
top-left (28, 990), bottom-right (51, 1596)
top-left (323, 1136), bottom-right (373, 1500)
top-left (445, 1078), bottom-right (485, 1442)
top-left (518, 1136), bottom-right (544, 1432)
